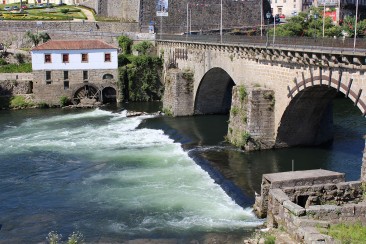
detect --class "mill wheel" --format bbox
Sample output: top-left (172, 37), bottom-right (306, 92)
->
top-left (73, 85), bottom-right (100, 105)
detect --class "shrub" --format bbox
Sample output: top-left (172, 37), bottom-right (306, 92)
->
top-left (238, 86), bottom-right (247, 101)
top-left (10, 95), bottom-right (34, 109)
top-left (15, 53), bottom-right (25, 64)
top-left (46, 231), bottom-right (62, 244)
top-left (67, 231), bottom-right (84, 244)
top-left (0, 63), bottom-right (32, 73)
top-left (59, 96), bottom-right (71, 107)
top-left (60, 8), bottom-right (70, 14)
top-left (0, 58), bottom-right (8, 66)
top-left (118, 54), bottom-right (130, 67)
top-left (132, 41), bottom-right (153, 55)
top-left (118, 35), bottom-right (133, 54)
top-left (37, 102), bottom-right (49, 108)
top-left (322, 222), bottom-right (366, 243)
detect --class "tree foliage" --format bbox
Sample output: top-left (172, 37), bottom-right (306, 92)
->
top-left (118, 35), bottom-right (133, 54)
top-left (25, 31), bottom-right (51, 47)
top-left (132, 41), bottom-right (154, 55)
top-left (269, 8), bottom-right (343, 37)
top-left (342, 16), bottom-right (366, 37)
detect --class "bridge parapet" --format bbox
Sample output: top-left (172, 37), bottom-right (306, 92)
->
top-left (157, 37), bottom-right (366, 70)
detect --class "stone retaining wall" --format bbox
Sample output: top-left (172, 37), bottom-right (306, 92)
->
top-left (0, 73), bottom-right (33, 82)
top-left (362, 136), bottom-right (366, 182)
top-left (0, 79), bottom-right (33, 95)
top-left (268, 184), bottom-right (366, 243)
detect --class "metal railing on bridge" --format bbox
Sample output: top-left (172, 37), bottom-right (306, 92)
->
top-left (157, 34), bottom-right (366, 53)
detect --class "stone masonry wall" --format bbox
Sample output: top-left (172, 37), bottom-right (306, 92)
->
top-left (163, 68), bottom-right (194, 116)
top-left (0, 80), bottom-right (33, 95)
top-left (81, 0), bottom-right (140, 21)
top-left (0, 21), bottom-right (139, 37)
top-left (268, 183), bottom-right (366, 243)
top-left (140, 0), bottom-right (260, 33)
top-left (362, 136), bottom-right (366, 182)
top-left (33, 69), bottom-right (118, 105)
top-left (227, 87), bottom-right (275, 151)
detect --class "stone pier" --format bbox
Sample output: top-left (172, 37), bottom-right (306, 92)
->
top-left (362, 135), bottom-right (366, 182)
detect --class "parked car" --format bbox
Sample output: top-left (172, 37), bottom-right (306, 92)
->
top-left (4, 6), bottom-right (11, 11)
top-left (38, 3), bottom-right (44, 7)
top-left (279, 14), bottom-right (285, 19)
top-left (21, 5), bottom-right (28, 9)
top-left (12, 6), bottom-right (19, 10)
top-left (29, 4), bottom-right (34, 8)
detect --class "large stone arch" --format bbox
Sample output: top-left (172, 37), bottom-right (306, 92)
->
top-left (276, 75), bottom-right (366, 147)
top-left (194, 67), bottom-right (235, 115)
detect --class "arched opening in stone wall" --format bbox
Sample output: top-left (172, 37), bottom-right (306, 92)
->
top-left (194, 67), bottom-right (235, 115)
top-left (276, 85), bottom-right (365, 148)
top-left (101, 87), bottom-right (117, 103)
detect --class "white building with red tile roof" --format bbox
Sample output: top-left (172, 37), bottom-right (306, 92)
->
top-left (31, 39), bottom-right (119, 106)
top-left (31, 39), bottom-right (118, 71)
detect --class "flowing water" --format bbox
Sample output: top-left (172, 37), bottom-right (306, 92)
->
top-left (0, 97), bottom-right (364, 243)
top-left (0, 108), bottom-right (260, 243)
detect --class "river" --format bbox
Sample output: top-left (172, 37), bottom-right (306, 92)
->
top-left (0, 97), bottom-right (364, 243)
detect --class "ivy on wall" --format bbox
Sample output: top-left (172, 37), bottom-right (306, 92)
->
top-left (117, 36), bottom-right (164, 102)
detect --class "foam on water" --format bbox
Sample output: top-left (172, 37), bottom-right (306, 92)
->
top-left (0, 109), bottom-right (261, 240)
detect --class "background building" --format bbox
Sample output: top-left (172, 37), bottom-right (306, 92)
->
top-left (270, 0), bottom-right (304, 17)
top-left (3, 0), bottom-right (76, 4)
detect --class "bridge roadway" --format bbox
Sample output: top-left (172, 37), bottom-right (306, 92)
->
top-left (157, 34), bottom-right (366, 151)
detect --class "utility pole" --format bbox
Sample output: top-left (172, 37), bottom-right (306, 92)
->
top-left (354, 0), bottom-right (359, 52)
top-left (260, 0), bottom-right (263, 36)
top-left (220, 0), bottom-right (223, 43)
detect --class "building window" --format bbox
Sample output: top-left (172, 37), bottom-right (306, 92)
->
top-left (46, 71), bottom-right (52, 84)
top-left (64, 81), bottom-right (69, 90)
top-left (44, 54), bottom-right (51, 63)
top-left (64, 71), bottom-right (69, 80)
top-left (104, 53), bottom-right (111, 62)
top-left (103, 74), bottom-right (114, 80)
top-left (62, 54), bottom-right (69, 63)
top-left (81, 53), bottom-right (88, 62)
top-left (83, 70), bottom-right (88, 81)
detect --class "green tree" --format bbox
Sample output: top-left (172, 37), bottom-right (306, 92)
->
top-left (342, 16), bottom-right (366, 37)
top-left (132, 41), bottom-right (153, 55)
top-left (269, 8), bottom-right (342, 37)
top-left (25, 31), bottom-right (51, 47)
top-left (118, 35), bottom-right (133, 55)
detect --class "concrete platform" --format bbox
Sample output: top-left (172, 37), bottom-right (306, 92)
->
top-left (263, 169), bottom-right (345, 188)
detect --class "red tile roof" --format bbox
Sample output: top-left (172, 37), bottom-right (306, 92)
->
top-left (32, 40), bottom-right (118, 51)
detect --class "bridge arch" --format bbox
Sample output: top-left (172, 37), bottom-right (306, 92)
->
top-left (194, 67), bottom-right (235, 115)
top-left (276, 75), bottom-right (366, 147)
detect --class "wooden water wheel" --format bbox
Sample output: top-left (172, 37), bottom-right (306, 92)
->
top-left (73, 85), bottom-right (100, 105)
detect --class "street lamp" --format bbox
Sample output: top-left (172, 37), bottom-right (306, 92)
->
top-left (322, 0), bottom-right (326, 37)
top-left (266, 12), bottom-right (271, 47)
top-left (354, 0), bottom-right (359, 52)
top-left (273, 14), bottom-right (276, 45)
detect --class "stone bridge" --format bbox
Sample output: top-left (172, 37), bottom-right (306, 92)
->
top-left (158, 37), bottom-right (366, 150)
